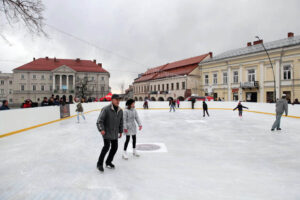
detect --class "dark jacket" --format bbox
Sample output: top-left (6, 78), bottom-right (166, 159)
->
top-left (96, 104), bottom-right (123, 140)
top-left (41, 100), bottom-right (49, 106)
top-left (0, 105), bottom-right (9, 110)
top-left (203, 102), bottom-right (208, 110)
top-left (233, 104), bottom-right (248, 111)
top-left (76, 102), bottom-right (83, 112)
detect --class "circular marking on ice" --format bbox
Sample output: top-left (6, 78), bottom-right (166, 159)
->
top-left (136, 144), bottom-right (161, 151)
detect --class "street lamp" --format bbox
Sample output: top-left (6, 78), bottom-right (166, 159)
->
top-left (255, 36), bottom-right (276, 102)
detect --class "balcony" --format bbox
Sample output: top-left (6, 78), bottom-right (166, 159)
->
top-left (240, 81), bottom-right (259, 89)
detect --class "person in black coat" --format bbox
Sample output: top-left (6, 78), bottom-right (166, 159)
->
top-left (233, 101), bottom-right (248, 118)
top-left (191, 98), bottom-right (196, 109)
top-left (0, 100), bottom-right (10, 110)
top-left (41, 97), bottom-right (49, 106)
top-left (202, 101), bottom-right (209, 117)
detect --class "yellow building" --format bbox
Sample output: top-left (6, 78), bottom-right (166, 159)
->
top-left (199, 32), bottom-right (300, 103)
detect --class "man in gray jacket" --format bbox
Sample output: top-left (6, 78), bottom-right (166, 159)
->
top-left (271, 94), bottom-right (288, 131)
top-left (96, 94), bottom-right (123, 172)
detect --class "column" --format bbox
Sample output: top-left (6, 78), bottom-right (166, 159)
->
top-left (239, 65), bottom-right (243, 101)
top-left (227, 66), bottom-right (231, 101)
top-left (59, 75), bottom-right (62, 90)
top-left (66, 75), bottom-right (69, 90)
top-left (275, 60), bottom-right (280, 99)
top-left (52, 74), bottom-right (55, 92)
top-left (73, 75), bottom-right (75, 90)
top-left (259, 62), bottom-right (264, 102)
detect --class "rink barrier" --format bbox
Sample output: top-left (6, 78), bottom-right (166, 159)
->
top-left (1, 102), bottom-right (300, 138)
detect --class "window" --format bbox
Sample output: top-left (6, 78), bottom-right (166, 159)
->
top-left (91, 77), bottom-right (94, 81)
top-left (213, 73), bottom-right (218, 85)
top-left (154, 85), bottom-right (156, 91)
top-left (101, 77), bottom-right (104, 81)
top-left (33, 85), bottom-right (36, 91)
top-left (233, 71), bottom-right (239, 83)
top-left (0, 80), bottom-right (4, 85)
top-left (41, 85), bottom-right (45, 91)
top-left (50, 86), bottom-right (53, 91)
top-left (9, 89), bottom-right (12, 94)
top-left (9, 80), bottom-right (12, 85)
top-left (101, 87), bottom-right (104, 91)
top-left (21, 74), bottom-right (25, 79)
top-left (205, 75), bottom-right (209, 85)
top-left (21, 85), bottom-right (25, 91)
top-left (162, 84), bottom-right (165, 91)
top-left (158, 85), bottom-right (160, 91)
top-left (223, 72), bottom-right (228, 84)
top-left (33, 75), bottom-right (36, 79)
top-left (0, 89), bottom-right (4, 94)
top-left (166, 84), bottom-right (169, 91)
top-left (248, 69), bottom-right (255, 82)
top-left (171, 83), bottom-right (174, 90)
top-left (151, 85), bottom-right (153, 91)
top-left (176, 82), bottom-right (179, 90)
top-left (50, 75), bottom-right (53, 80)
top-left (182, 82), bottom-right (185, 90)
top-left (41, 75), bottom-right (45, 80)
top-left (283, 65), bottom-right (291, 80)
top-left (9, 99), bottom-right (13, 103)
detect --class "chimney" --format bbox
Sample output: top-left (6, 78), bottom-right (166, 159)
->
top-left (33, 57), bottom-right (35, 61)
top-left (247, 42), bottom-right (252, 47)
top-left (93, 59), bottom-right (96, 63)
top-left (253, 40), bottom-right (263, 45)
top-left (288, 32), bottom-right (294, 38)
top-left (45, 56), bottom-right (49, 60)
top-left (76, 58), bottom-right (80, 62)
top-left (98, 63), bottom-right (102, 67)
top-left (209, 52), bottom-right (213, 58)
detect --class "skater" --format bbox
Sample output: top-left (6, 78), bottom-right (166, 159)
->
top-left (143, 99), bottom-right (148, 109)
top-left (169, 99), bottom-right (176, 112)
top-left (233, 101), bottom-right (248, 119)
top-left (202, 101), bottom-right (209, 117)
top-left (96, 94), bottom-right (123, 172)
top-left (271, 94), bottom-right (288, 131)
top-left (177, 99), bottom-right (180, 108)
top-left (76, 98), bottom-right (86, 123)
top-left (123, 99), bottom-right (142, 160)
top-left (191, 98), bottom-right (196, 109)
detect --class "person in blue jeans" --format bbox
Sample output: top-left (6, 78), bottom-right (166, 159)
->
top-left (271, 94), bottom-right (288, 131)
top-left (76, 98), bottom-right (86, 123)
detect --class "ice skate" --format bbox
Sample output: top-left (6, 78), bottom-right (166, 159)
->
top-left (122, 151), bottom-right (129, 160)
top-left (106, 163), bottom-right (115, 169)
top-left (133, 149), bottom-right (140, 157)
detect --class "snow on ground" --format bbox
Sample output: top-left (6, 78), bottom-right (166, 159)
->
top-left (0, 109), bottom-right (300, 200)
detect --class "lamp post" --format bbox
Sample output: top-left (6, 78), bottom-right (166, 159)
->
top-left (255, 36), bottom-right (276, 102)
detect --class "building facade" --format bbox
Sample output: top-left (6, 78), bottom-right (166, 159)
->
top-left (0, 72), bottom-right (14, 103)
top-left (0, 57), bottom-right (110, 104)
top-left (199, 32), bottom-right (300, 103)
top-left (133, 53), bottom-right (212, 101)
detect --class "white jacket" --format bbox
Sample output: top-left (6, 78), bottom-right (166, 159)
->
top-left (123, 108), bottom-right (142, 135)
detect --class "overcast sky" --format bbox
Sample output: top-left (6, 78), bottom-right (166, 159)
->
top-left (0, 0), bottom-right (300, 93)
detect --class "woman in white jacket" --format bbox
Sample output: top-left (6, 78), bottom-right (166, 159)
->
top-left (123, 99), bottom-right (142, 160)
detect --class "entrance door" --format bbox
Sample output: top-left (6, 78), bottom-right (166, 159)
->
top-left (246, 92), bottom-right (257, 102)
top-left (266, 92), bottom-right (274, 103)
top-left (213, 93), bottom-right (218, 101)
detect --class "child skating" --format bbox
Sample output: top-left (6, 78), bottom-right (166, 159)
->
top-left (233, 101), bottom-right (248, 119)
top-left (123, 99), bottom-right (142, 160)
top-left (76, 98), bottom-right (86, 123)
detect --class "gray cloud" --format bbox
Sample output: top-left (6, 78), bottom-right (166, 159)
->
top-left (1, 0), bottom-right (300, 93)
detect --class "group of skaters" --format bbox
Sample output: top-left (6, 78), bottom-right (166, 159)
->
top-left (96, 94), bottom-right (142, 172)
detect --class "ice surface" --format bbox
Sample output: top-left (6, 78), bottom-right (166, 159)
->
top-left (0, 109), bottom-right (300, 200)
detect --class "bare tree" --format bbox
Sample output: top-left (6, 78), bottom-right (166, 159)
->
top-left (0, 0), bottom-right (46, 35)
top-left (75, 77), bottom-right (94, 99)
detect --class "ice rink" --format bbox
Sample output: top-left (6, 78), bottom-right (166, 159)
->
top-left (0, 108), bottom-right (300, 200)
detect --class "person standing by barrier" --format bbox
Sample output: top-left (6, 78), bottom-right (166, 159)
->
top-left (177, 99), bottom-right (180, 108)
top-left (122, 99), bottom-right (142, 160)
top-left (0, 100), bottom-right (10, 110)
top-left (96, 94), bottom-right (123, 172)
top-left (202, 101), bottom-right (209, 117)
top-left (191, 98), bottom-right (196, 109)
top-left (169, 99), bottom-right (176, 112)
top-left (76, 98), bottom-right (86, 123)
top-left (271, 94), bottom-right (288, 131)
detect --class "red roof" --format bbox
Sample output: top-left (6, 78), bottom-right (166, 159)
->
top-left (135, 53), bottom-right (210, 83)
top-left (14, 58), bottom-right (109, 73)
